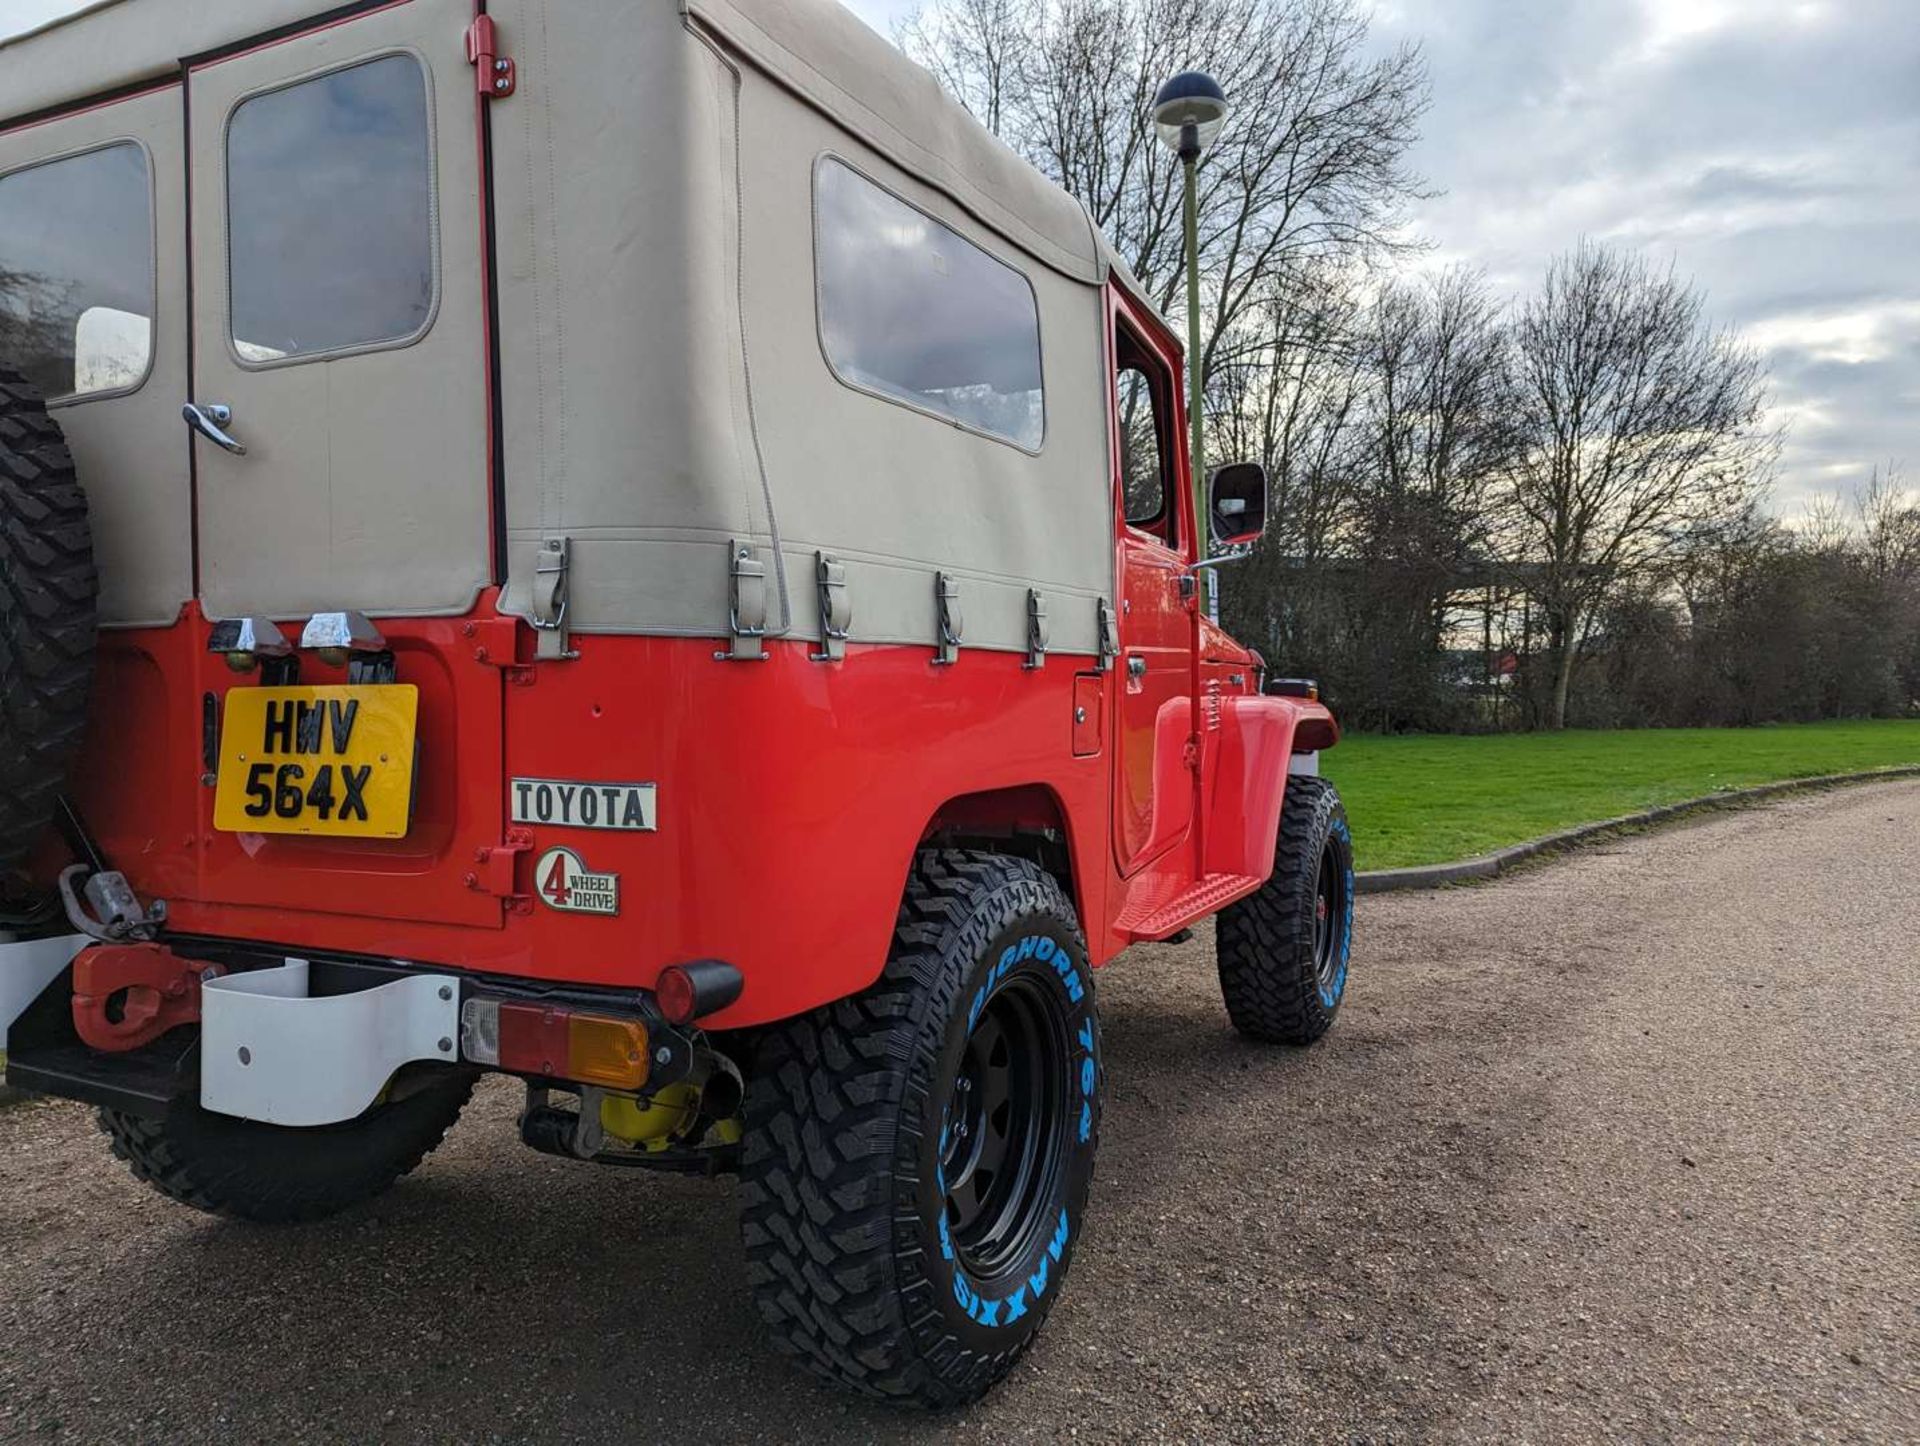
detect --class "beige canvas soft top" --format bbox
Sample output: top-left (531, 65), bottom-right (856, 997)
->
top-left (5, 0), bottom-right (1162, 656)
top-left (2, 0), bottom-right (1128, 289)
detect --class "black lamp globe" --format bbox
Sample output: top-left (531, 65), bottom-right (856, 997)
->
top-left (1151, 71), bottom-right (1229, 156)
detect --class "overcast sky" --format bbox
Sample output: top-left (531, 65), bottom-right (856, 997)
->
top-left (844, 0), bottom-right (1920, 515)
top-left (5, 0), bottom-right (1912, 513)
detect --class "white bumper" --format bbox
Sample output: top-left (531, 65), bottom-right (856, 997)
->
top-left (200, 960), bottom-right (462, 1126)
top-left (0, 933), bottom-right (88, 1054)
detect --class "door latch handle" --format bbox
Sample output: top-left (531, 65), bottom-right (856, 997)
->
top-left (183, 402), bottom-right (247, 456)
top-left (1127, 655), bottom-right (1148, 678)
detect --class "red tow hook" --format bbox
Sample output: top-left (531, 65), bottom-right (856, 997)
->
top-left (71, 943), bottom-right (224, 1053)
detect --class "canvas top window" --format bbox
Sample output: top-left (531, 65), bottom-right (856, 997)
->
top-left (0, 142), bottom-right (154, 403)
top-left (815, 158), bottom-right (1046, 451)
top-left (226, 52), bottom-right (436, 364)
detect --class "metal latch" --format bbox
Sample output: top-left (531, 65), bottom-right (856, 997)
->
top-left (1096, 598), bottom-right (1119, 671)
top-left (717, 539), bottom-right (768, 662)
top-left (810, 550), bottom-right (852, 662)
top-left (531, 536), bottom-right (575, 661)
top-left (465, 15), bottom-right (515, 97)
top-left (1024, 588), bottom-right (1049, 670)
top-left (934, 572), bottom-right (963, 666)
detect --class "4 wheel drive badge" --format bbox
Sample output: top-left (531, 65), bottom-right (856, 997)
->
top-left (534, 846), bottom-right (620, 916)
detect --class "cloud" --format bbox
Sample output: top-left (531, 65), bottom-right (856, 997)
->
top-left (1371, 0), bottom-right (1920, 511)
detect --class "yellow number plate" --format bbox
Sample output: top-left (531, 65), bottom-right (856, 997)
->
top-left (213, 685), bottom-right (419, 838)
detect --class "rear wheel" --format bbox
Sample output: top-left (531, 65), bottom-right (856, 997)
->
top-left (97, 1069), bottom-right (476, 1224)
top-left (0, 367), bottom-right (96, 889)
top-left (1215, 776), bottom-right (1354, 1044)
top-left (739, 850), bottom-right (1101, 1408)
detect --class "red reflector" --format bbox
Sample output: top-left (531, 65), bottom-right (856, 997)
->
top-left (656, 966), bottom-right (697, 1026)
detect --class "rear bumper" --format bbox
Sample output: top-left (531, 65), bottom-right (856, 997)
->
top-left (1, 933), bottom-right (698, 1124)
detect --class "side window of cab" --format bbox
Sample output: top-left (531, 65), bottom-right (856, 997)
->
top-left (1114, 323), bottom-right (1176, 549)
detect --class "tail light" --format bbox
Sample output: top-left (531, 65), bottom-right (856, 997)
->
top-left (460, 999), bottom-right (650, 1090)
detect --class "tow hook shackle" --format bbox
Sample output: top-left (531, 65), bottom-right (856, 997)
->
top-left (70, 941), bottom-right (223, 1053)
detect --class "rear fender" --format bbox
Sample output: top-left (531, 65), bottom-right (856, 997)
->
top-left (1203, 695), bottom-right (1339, 880)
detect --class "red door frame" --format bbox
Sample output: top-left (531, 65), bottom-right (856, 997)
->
top-left (1103, 281), bottom-right (1202, 884)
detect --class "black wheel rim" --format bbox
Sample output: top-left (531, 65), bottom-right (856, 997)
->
top-left (1311, 840), bottom-right (1345, 997)
top-left (940, 973), bottom-right (1071, 1279)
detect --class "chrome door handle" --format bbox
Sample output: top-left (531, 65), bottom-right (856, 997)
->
top-left (183, 402), bottom-right (247, 455)
top-left (1127, 655), bottom-right (1147, 678)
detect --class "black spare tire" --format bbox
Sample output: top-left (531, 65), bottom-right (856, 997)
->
top-left (0, 367), bottom-right (96, 887)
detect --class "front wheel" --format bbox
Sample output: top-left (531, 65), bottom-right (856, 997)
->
top-left (739, 850), bottom-right (1101, 1408)
top-left (1215, 775), bottom-right (1355, 1044)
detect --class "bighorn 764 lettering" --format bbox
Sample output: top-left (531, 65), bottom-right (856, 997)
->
top-left (0, 0), bottom-right (1351, 1408)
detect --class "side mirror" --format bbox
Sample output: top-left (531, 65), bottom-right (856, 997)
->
top-left (1208, 461), bottom-right (1267, 547)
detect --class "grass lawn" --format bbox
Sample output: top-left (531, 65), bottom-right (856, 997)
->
top-left (1319, 719), bottom-right (1920, 871)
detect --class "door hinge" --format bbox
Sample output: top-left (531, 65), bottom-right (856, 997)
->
top-left (463, 615), bottom-right (536, 685)
top-left (466, 15), bottom-right (516, 98)
top-left (469, 827), bottom-right (534, 912)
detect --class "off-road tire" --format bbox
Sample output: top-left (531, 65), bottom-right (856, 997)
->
top-left (1215, 776), bottom-right (1355, 1044)
top-left (739, 850), bottom-right (1102, 1409)
top-left (96, 1069), bottom-right (476, 1224)
top-left (0, 368), bottom-right (96, 886)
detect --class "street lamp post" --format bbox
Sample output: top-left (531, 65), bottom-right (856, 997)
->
top-left (1151, 71), bottom-right (1230, 612)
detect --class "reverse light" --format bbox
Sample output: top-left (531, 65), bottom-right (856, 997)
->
top-left (460, 999), bottom-right (651, 1090)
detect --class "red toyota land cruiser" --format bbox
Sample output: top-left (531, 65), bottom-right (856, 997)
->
top-left (0, 0), bottom-right (1350, 1407)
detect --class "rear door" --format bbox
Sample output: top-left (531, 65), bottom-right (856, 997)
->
top-left (185, 0), bottom-right (505, 929)
top-left (186, 0), bottom-right (491, 620)
top-left (0, 86), bottom-right (192, 631)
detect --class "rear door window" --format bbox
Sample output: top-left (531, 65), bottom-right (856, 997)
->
top-left (0, 141), bottom-right (154, 402)
top-left (226, 53), bottom-right (436, 363)
top-left (815, 157), bottom-right (1045, 451)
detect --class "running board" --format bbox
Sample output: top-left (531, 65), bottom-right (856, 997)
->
top-left (1115, 872), bottom-right (1264, 942)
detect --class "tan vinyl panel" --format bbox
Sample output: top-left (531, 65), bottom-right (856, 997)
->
top-left (735, 86), bottom-right (1114, 655)
top-left (682, 0), bottom-right (1102, 287)
top-left (0, 88), bottom-right (193, 628)
top-left (0, 0), bottom-right (328, 121)
top-left (188, 0), bottom-right (491, 620)
top-left (493, 3), bottom-right (1114, 654)
top-left (491, 0), bottom-right (771, 638)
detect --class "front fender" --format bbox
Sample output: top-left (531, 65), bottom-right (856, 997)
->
top-left (1204, 695), bottom-right (1339, 880)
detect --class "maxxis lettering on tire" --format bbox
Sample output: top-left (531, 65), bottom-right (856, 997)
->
top-left (739, 850), bottom-right (1103, 1409)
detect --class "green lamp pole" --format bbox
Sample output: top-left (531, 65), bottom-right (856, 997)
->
top-left (1152, 71), bottom-right (1230, 612)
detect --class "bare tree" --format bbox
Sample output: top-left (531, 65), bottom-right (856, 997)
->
top-left (899, 0), bottom-right (1429, 393)
top-left (1506, 242), bottom-right (1774, 729)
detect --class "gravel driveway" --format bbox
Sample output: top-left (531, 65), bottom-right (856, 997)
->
top-left (3, 782), bottom-right (1915, 1444)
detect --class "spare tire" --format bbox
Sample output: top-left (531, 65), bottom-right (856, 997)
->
top-left (0, 367), bottom-right (96, 887)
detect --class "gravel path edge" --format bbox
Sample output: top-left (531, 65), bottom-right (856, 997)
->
top-left (1355, 763), bottom-right (1920, 892)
